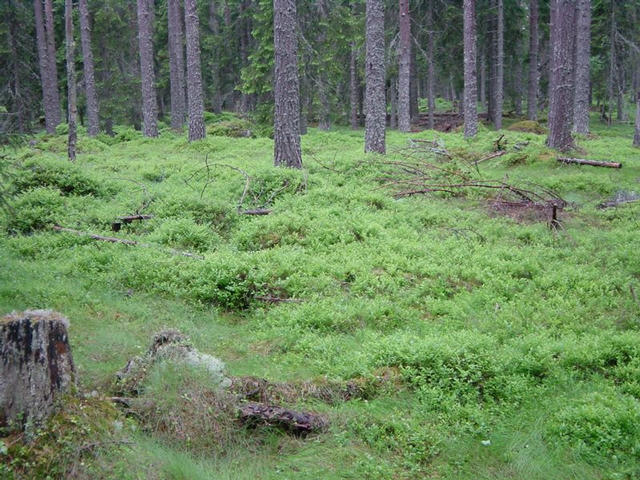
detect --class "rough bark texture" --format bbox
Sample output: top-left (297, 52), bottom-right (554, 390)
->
top-left (389, 79), bottom-right (397, 129)
top-left (239, 402), bottom-right (328, 435)
top-left (634, 91), bottom-right (640, 147)
top-left (350, 39), bottom-right (359, 129)
top-left (44, 0), bottom-right (62, 128)
top-left (607, 0), bottom-right (615, 125)
top-left (136, 0), bottom-right (158, 137)
top-left (65, 0), bottom-right (77, 162)
top-left (397, 0), bottom-right (411, 132)
top-left (427, 0), bottom-right (435, 129)
top-left (184, 0), bottom-right (206, 141)
top-left (463, 0), bottom-right (478, 138)
top-left (34, 0), bottom-right (59, 134)
top-left (78, 0), bottom-right (99, 136)
top-left (208, 0), bottom-right (223, 114)
top-left (494, 0), bottom-right (504, 129)
top-left (546, 0), bottom-right (576, 150)
top-left (0, 310), bottom-right (75, 431)
top-left (573, 0), bottom-right (591, 134)
top-left (168, 0), bottom-right (186, 130)
top-left (273, 0), bottom-right (302, 168)
top-left (527, 0), bottom-right (539, 120)
top-left (409, 46), bottom-right (419, 122)
top-left (364, 0), bottom-right (386, 154)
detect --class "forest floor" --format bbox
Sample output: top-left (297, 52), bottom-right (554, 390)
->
top-left (1, 112), bottom-right (639, 479)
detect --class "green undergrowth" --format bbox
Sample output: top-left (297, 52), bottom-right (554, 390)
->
top-left (1, 113), bottom-right (639, 478)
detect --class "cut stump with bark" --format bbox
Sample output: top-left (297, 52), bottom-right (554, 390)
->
top-left (0, 310), bottom-right (75, 431)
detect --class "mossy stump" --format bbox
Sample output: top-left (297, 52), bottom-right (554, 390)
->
top-left (0, 310), bottom-right (75, 431)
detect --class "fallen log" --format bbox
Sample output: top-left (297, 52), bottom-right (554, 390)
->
top-left (238, 402), bottom-right (328, 435)
top-left (112, 214), bottom-right (153, 232)
top-left (557, 157), bottom-right (622, 168)
top-left (52, 225), bottom-right (204, 259)
top-left (241, 209), bottom-right (272, 215)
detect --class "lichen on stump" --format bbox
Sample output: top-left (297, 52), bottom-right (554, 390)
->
top-left (0, 310), bottom-right (75, 431)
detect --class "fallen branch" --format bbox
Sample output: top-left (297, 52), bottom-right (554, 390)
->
top-left (238, 402), bottom-right (328, 435)
top-left (112, 214), bottom-right (153, 232)
top-left (241, 209), bottom-right (272, 215)
top-left (475, 150), bottom-right (506, 165)
top-left (52, 225), bottom-right (204, 259)
top-left (558, 157), bottom-right (622, 168)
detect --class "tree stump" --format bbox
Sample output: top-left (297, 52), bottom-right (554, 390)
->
top-left (0, 310), bottom-right (75, 431)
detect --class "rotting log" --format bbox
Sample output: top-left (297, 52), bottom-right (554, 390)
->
top-left (557, 157), bottom-right (622, 168)
top-left (238, 402), bottom-right (328, 435)
top-left (0, 310), bottom-right (75, 431)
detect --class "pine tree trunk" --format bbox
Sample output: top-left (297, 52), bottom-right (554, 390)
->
top-left (273, 0), bottom-right (302, 168)
top-left (634, 91), bottom-right (640, 147)
top-left (573, 0), bottom-right (591, 134)
top-left (168, 0), bottom-right (186, 130)
top-left (184, 0), bottom-right (206, 141)
top-left (463, 0), bottom-right (478, 138)
top-left (208, 0), bottom-right (223, 114)
top-left (494, 0), bottom-right (504, 129)
top-left (78, 0), bottom-right (99, 136)
top-left (350, 39), bottom-right (359, 129)
top-left (364, 0), bottom-right (386, 154)
top-left (547, 0), bottom-right (576, 150)
top-left (607, 0), bottom-right (615, 126)
top-left (409, 46), bottom-right (419, 122)
top-left (33, 0), bottom-right (60, 134)
top-left (44, 0), bottom-right (62, 128)
top-left (480, 44), bottom-right (487, 111)
top-left (389, 79), bottom-right (398, 129)
top-left (513, 56), bottom-right (523, 116)
top-left (527, 0), bottom-right (539, 120)
top-left (7, 13), bottom-right (25, 133)
top-left (427, 0), bottom-right (435, 129)
top-left (487, 5), bottom-right (495, 123)
top-left (65, 0), bottom-right (77, 162)
top-left (137, 0), bottom-right (158, 137)
top-left (397, 0), bottom-right (411, 132)
top-left (1, 311), bottom-right (75, 432)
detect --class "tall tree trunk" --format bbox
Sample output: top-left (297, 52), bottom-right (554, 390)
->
top-left (513, 55), bottom-right (523, 116)
top-left (184, 0), bottom-right (205, 141)
top-left (168, 0), bottom-right (186, 130)
top-left (44, 0), bottom-right (62, 128)
top-left (350, 38), bottom-right (359, 129)
top-left (463, 0), bottom-right (478, 138)
top-left (208, 0), bottom-right (223, 114)
top-left (7, 12), bottom-right (25, 132)
top-left (364, 0), bottom-right (386, 153)
top-left (546, 0), bottom-right (576, 150)
top-left (389, 79), bottom-right (398, 129)
top-left (634, 91), bottom-right (640, 147)
top-left (78, 0), bottom-right (99, 136)
top-left (573, 0), bottom-right (591, 134)
top-left (397, 0), bottom-right (411, 131)
top-left (273, 0), bottom-right (302, 167)
top-left (494, 0), bottom-right (504, 129)
top-left (480, 43), bottom-right (487, 111)
top-left (137, 0), bottom-right (158, 137)
top-left (409, 45), bottom-right (419, 122)
top-left (607, 0), bottom-right (615, 126)
top-left (527, 0), bottom-right (539, 120)
top-left (34, 0), bottom-right (56, 133)
top-left (65, 0), bottom-right (77, 161)
top-left (427, 0), bottom-right (435, 129)
top-left (487, 5), bottom-right (495, 123)
top-left (238, 0), bottom-right (252, 113)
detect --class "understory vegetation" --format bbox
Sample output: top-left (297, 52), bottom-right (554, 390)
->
top-left (1, 112), bottom-right (639, 479)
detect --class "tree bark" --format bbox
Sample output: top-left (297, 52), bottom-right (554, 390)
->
top-left (463, 0), bottom-right (478, 138)
top-left (65, 0), bottom-right (78, 162)
top-left (494, 0), bottom-right (504, 129)
top-left (389, 79), bottom-right (398, 129)
top-left (546, 0), bottom-right (576, 150)
top-left (350, 37), bottom-right (359, 129)
top-left (409, 44), bottom-right (419, 122)
top-left (208, 0), bottom-right (223, 114)
top-left (273, 0), bottom-right (302, 167)
top-left (397, 0), bottom-right (411, 131)
top-left (34, 0), bottom-right (58, 134)
top-left (634, 91), bottom-right (640, 147)
top-left (168, 0), bottom-right (186, 130)
top-left (527, 0), bottom-right (539, 120)
top-left (1, 311), bottom-right (75, 432)
top-left (573, 0), bottom-right (591, 134)
top-left (607, 0), bottom-right (615, 126)
top-left (44, 0), bottom-right (62, 129)
top-left (184, 0), bottom-right (206, 141)
top-left (78, 0), bottom-right (99, 136)
top-left (136, 0), bottom-right (158, 137)
top-left (427, 0), bottom-right (435, 129)
top-left (364, 0), bottom-right (386, 154)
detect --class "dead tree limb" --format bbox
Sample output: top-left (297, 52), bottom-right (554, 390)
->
top-left (557, 158), bottom-right (622, 168)
top-left (475, 150), bottom-right (506, 165)
top-left (112, 214), bottom-right (154, 232)
top-left (241, 209), bottom-right (272, 215)
top-left (238, 402), bottom-right (328, 435)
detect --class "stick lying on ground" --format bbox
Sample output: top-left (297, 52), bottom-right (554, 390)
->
top-left (52, 225), bottom-right (204, 259)
top-left (112, 214), bottom-right (153, 232)
top-left (557, 157), bottom-right (622, 168)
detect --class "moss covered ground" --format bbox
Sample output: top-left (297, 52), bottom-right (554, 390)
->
top-left (1, 113), bottom-right (639, 479)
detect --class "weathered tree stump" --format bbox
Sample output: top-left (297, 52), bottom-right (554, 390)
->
top-left (0, 310), bottom-right (75, 431)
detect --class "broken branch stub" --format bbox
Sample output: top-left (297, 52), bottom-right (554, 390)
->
top-left (0, 310), bottom-right (75, 431)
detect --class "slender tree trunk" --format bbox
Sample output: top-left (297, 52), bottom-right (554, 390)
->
top-left (607, 0), bottom-right (615, 126)
top-left (427, 0), bottom-right (435, 129)
top-left (397, 0), bottom-right (411, 131)
top-left (547, 0), bottom-right (576, 150)
top-left (616, 61), bottom-right (626, 121)
top-left (480, 43), bottom-right (487, 110)
top-left (409, 45), bottom-right (419, 122)
top-left (513, 56), bottom-right (523, 116)
top-left (65, 0), bottom-right (77, 161)
top-left (78, 0), bottom-right (99, 136)
top-left (34, 0), bottom-right (57, 133)
top-left (350, 38), bottom-right (359, 129)
top-left (208, 0), bottom-right (223, 114)
top-left (487, 5), bottom-right (495, 123)
top-left (137, 0), bottom-right (158, 137)
top-left (44, 0), bottom-right (62, 128)
top-left (273, 0), bottom-right (302, 167)
top-left (634, 91), bottom-right (640, 147)
top-left (7, 13), bottom-right (25, 132)
top-left (527, 0), bottom-right (539, 120)
top-left (364, 0), bottom-right (386, 153)
top-left (168, 0), bottom-right (186, 130)
top-left (463, 0), bottom-right (478, 138)
top-left (494, 0), bottom-right (504, 129)
top-left (573, 0), bottom-right (591, 134)
top-left (389, 79), bottom-right (398, 129)
top-left (184, 0), bottom-right (205, 140)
